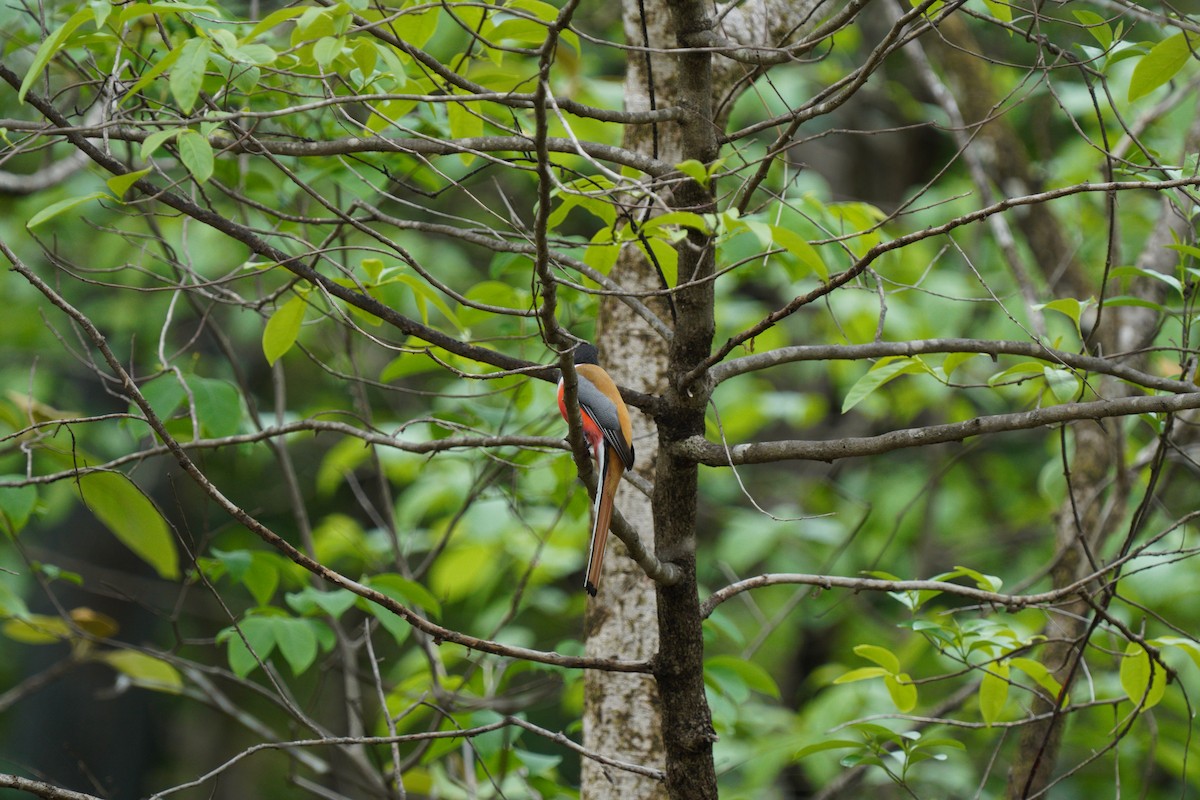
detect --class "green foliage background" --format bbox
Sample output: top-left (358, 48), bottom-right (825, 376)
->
top-left (2, 0), bottom-right (1200, 797)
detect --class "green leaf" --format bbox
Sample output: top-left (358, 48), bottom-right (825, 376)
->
top-left (90, 0), bottom-right (113, 28)
top-left (366, 97), bottom-right (419, 134)
top-left (262, 294), bottom-right (307, 365)
top-left (915, 736), bottom-right (966, 751)
top-left (1111, 264), bottom-right (1184, 295)
top-left (313, 36), bottom-right (343, 68)
top-left (393, 275), bottom-right (463, 330)
top-left (638, 233), bottom-right (679, 287)
top-left (120, 44), bottom-right (185, 106)
top-left (839, 752), bottom-right (883, 769)
top-left (852, 722), bottom-right (904, 741)
top-left (1073, 10), bottom-right (1112, 49)
top-left (705, 655), bottom-right (781, 699)
top-left (286, 587), bottom-right (358, 619)
top-left (363, 598), bottom-right (411, 646)
top-left (2, 614), bottom-right (71, 644)
top-left (487, 18), bottom-right (551, 47)
top-left (941, 352), bottom-right (982, 379)
top-left (979, 662), bottom-right (1010, 725)
top-left (1009, 657), bottom-right (1064, 701)
top-left (316, 437), bottom-right (373, 496)
top-left (217, 615), bottom-right (276, 677)
top-left (987, 361), bottom-right (1046, 387)
top-left (272, 617), bottom-right (320, 675)
top-left (216, 29), bottom-right (276, 65)
top-left (825, 201), bottom-right (886, 256)
top-left (368, 572), bottom-right (442, 617)
top-left (833, 666), bottom-right (891, 684)
top-left (1129, 32), bottom-right (1193, 102)
top-left (396, 6), bottom-right (439, 50)
top-left (361, 257), bottom-right (386, 283)
top-left (177, 130), bottom-right (214, 182)
top-left (0, 581), bottom-right (30, 619)
top-left (888, 585), bottom-right (941, 611)
top-left (0, 480), bottom-right (38, 534)
top-left (704, 657), bottom-right (750, 702)
top-left (865, 570), bottom-right (903, 581)
top-left (140, 129), bottom-right (181, 162)
top-left (209, 28), bottom-right (238, 55)
top-left (1120, 642), bottom-right (1167, 710)
top-left (19, 7), bottom-right (95, 103)
top-left (909, 0), bottom-right (944, 17)
top-left (209, 548), bottom-right (251, 582)
top-left (379, 352), bottom-right (439, 383)
top-left (447, 100), bottom-right (483, 163)
top-left (982, 0), bottom-right (1011, 23)
top-left (170, 37), bottom-right (212, 113)
top-left (313, 513), bottom-right (366, 564)
top-left (842, 357), bottom-right (929, 413)
top-left (348, 38), bottom-right (379, 81)
top-left (187, 376), bottom-right (243, 438)
top-left (35, 564), bottom-right (79, 587)
top-left (676, 159), bottom-right (710, 188)
top-left (1098, 296), bottom-right (1165, 310)
top-left (853, 643), bottom-right (901, 673)
top-left (702, 613), bottom-right (745, 648)
top-left (242, 552), bottom-right (281, 606)
top-left (932, 565), bottom-right (1003, 592)
top-left (26, 192), bottom-right (110, 228)
top-left (231, 43), bottom-right (275, 68)
top-left (78, 472), bottom-right (179, 579)
top-left (795, 740), bottom-right (864, 759)
top-left (769, 224), bottom-right (828, 280)
top-left (1035, 297), bottom-right (1092, 335)
top-left (584, 227), bottom-right (620, 275)
top-left (130, 377), bottom-right (184, 429)
top-left (1168, 242), bottom-right (1200, 260)
top-left (244, 6), bottom-right (309, 42)
top-left (294, 5), bottom-right (332, 38)
top-left (106, 168), bottom-right (152, 199)
top-left (220, 633), bottom-right (256, 677)
top-left (101, 650), bottom-right (183, 693)
top-left (115, 2), bottom-right (217, 26)
top-left (885, 673), bottom-right (918, 712)
top-left (640, 211), bottom-right (712, 236)
top-left (1043, 367), bottom-right (1081, 403)
top-left (1151, 636), bottom-right (1200, 671)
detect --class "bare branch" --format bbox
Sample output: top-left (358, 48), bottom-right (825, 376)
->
top-left (676, 389), bottom-right (1200, 465)
top-left (508, 717), bottom-right (666, 780)
top-left (0, 119), bottom-right (674, 177)
top-left (701, 508), bottom-right (1200, 617)
top-left (0, 775), bottom-right (103, 800)
top-left (712, 339), bottom-right (1199, 394)
top-left (149, 720), bottom-right (515, 799)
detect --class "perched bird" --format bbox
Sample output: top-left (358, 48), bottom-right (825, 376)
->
top-left (557, 343), bottom-right (635, 596)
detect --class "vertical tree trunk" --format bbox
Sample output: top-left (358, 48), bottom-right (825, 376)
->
top-left (583, 0), bottom-right (720, 795)
top-left (582, 270), bottom-right (669, 800)
top-left (652, 1), bottom-right (723, 796)
top-left (585, 1), bottom-right (827, 796)
top-left (578, 2), bottom-right (683, 796)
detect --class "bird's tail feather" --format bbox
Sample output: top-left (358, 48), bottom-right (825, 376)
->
top-left (585, 446), bottom-right (623, 596)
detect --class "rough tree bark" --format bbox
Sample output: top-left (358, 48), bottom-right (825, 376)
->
top-left (584, 1), bottom-right (826, 796)
top-left (576, 4), bottom-right (682, 798)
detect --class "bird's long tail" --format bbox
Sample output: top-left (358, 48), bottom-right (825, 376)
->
top-left (585, 445), bottom-right (624, 596)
